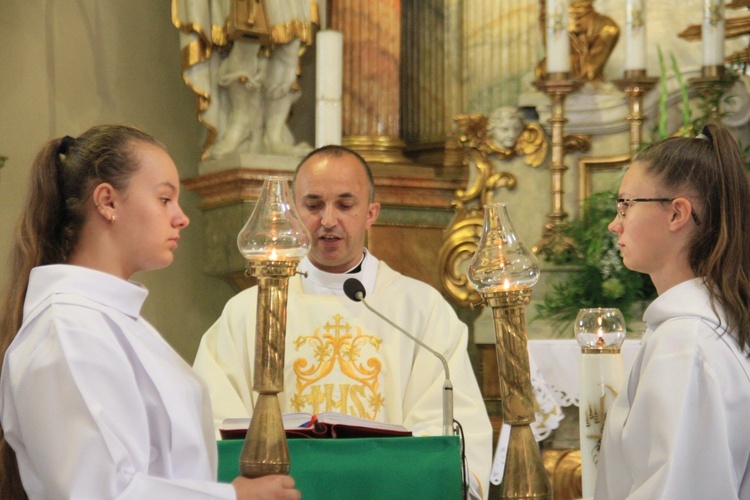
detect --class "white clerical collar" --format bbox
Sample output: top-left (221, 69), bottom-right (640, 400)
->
top-left (299, 251), bottom-right (378, 296)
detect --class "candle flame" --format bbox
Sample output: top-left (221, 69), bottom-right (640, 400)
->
top-left (596, 323), bottom-right (606, 347)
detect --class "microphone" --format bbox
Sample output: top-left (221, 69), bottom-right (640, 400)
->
top-left (343, 278), bottom-right (454, 436)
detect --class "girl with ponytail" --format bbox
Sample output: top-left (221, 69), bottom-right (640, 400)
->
top-left (596, 123), bottom-right (750, 499)
top-left (0, 125), bottom-right (298, 499)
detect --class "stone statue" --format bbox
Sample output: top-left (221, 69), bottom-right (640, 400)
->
top-left (722, 77), bottom-right (750, 129)
top-left (173, 0), bottom-right (317, 159)
top-left (488, 107), bottom-right (525, 150)
top-left (537, 0), bottom-right (620, 82)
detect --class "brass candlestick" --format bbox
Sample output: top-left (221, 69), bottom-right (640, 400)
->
top-left (613, 69), bottom-right (659, 155)
top-left (236, 176), bottom-right (311, 478)
top-left (467, 203), bottom-right (552, 499)
top-left (531, 74), bottom-right (584, 260)
top-left (689, 65), bottom-right (736, 124)
top-left (239, 259), bottom-right (298, 477)
top-left (484, 289), bottom-right (552, 499)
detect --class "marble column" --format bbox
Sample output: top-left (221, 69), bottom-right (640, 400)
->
top-left (402, 0), bottom-right (463, 167)
top-left (330, 0), bottom-right (407, 164)
top-left (401, 0), bottom-right (540, 166)
top-left (463, 1), bottom-right (539, 111)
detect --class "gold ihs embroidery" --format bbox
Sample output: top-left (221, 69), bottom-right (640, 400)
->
top-left (290, 314), bottom-right (384, 419)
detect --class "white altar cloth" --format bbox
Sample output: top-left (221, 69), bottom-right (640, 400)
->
top-left (528, 338), bottom-right (641, 441)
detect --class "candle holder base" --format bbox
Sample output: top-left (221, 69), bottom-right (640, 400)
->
top-left (689, 66), bottom-right (738, 124)
top-left (240, 393), bottom-right (291, 478)
top-left (689, 67), bottom-right (736, 91)
top-left (531, 219), bottom-right (578, 261)
top-left (612, 72), bottom-right (659, 94)
top-left (500, 425), bottom-right (554, 499)
top-left (701, 65), bottom-right (729, 80)
top-left (532, 77), bottom-right (584, 97)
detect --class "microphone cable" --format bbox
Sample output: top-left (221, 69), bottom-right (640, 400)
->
top-left (454, 419), bottom-right (470, 499)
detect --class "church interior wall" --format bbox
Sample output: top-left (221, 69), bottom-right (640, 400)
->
top-left (1, 0), bottom-right (749, 365)
top-left (0, 1), bottom-right (236, 361)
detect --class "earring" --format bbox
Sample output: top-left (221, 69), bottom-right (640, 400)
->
top-left (109, 214), bottom-right (116, 224)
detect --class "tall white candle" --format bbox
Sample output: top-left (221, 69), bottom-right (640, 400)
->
top-left (575, 308), bottom-right (626, 499)
top-left (546, 0), bottom-right (570, 74)
top-left (703, 0), bottom-right (725, 66)
top-left (625, 0), bottom-right (646, 71)
top-left (579, 349), bottom-right (624, 498)
top-left (315, 30), bottom-right (343, 148)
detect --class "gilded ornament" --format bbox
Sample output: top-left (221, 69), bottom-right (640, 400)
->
top-left (438, 112), bottom-right (549, 308)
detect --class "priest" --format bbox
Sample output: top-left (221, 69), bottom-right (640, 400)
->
top-left (193, 145), bottom-right (493, 499)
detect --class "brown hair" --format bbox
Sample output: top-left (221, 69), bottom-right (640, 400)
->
top-left (635, 122), bottom-right (750, 354)
top-left (0, 124), bottom-right (162, 497)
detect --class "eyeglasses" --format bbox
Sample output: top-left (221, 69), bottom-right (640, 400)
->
top-left (616, 198), bottom-right (701, 225)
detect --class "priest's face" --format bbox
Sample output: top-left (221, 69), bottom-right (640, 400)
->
top-left (293, 152), bottom-right (380, 273)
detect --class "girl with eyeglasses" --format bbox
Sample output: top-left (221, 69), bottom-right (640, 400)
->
top-left (596, 122), bottom-right (750, 499)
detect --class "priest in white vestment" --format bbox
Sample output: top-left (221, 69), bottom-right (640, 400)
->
top-left (194, 145), bottom-right (493, 499)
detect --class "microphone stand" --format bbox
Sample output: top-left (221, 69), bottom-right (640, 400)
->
top-left (358, 298), bottom-right (455, 436)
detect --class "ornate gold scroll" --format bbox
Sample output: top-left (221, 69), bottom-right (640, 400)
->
top-left (438, 113), bottom-right (548, 308)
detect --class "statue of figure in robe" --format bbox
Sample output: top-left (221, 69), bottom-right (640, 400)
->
top-left (536, 0), bottom-right (620, 82)
top-left (173, 0), bottom-right (318, 159)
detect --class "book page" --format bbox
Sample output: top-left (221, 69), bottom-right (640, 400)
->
top-left (221, 412), bottom-right (409, 433)
top-left (314, 412), bottom-right (408, 432)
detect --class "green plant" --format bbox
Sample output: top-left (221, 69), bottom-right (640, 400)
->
top-left (651, 47), bottom-right (740, 143)
top-left (650, 47), bottom-right (694, 144)
top-left (534, 192), bottom-right (657, 335)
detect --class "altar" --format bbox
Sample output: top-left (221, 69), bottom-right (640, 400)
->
top-left (217, 436), bottom-right (463, 499)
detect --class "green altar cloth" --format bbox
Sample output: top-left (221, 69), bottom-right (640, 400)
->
top-left (217, 436), bottom-right (463, 499)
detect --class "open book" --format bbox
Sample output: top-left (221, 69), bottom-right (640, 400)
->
top-left (220, 412), bottom-right (413, 440)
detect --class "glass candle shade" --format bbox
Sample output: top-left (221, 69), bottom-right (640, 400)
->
top-left (467, 203), bottom-right (540, 292)
top-left (575, 307), bottom-right (626, 352)
top-left (237, 176), bottom-right (311, 261)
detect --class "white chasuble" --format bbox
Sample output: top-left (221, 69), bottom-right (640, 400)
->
top-left (194, 252), bottom-right (493, 498)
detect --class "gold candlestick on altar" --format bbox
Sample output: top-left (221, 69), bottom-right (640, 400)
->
top-left (236, 176), bottom-right (311, 478)
top-left (689, 65), bottom-right (736, 124)
top-left (613, 69), bottom-right (659, 155)
top-left (468, 203), bottom-right (553, 499)
top-left (531, 74), bottom-right (584, 260)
